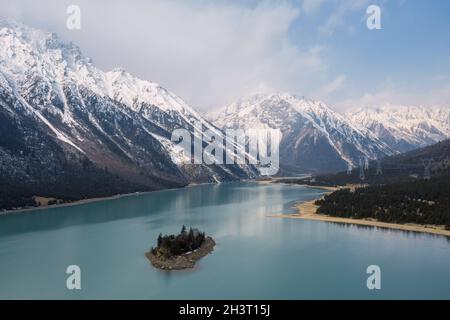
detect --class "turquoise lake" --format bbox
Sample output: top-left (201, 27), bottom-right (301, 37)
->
top-left (0, 182), bottom-right (450, 299)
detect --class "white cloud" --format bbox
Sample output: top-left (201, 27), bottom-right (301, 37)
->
top-left (0, 0), bottom-right (330, 110)
top-left (302, 0), bottom-right (327, 15)
top-left (317, 74), bottom-right (347, 97)
top-left (319, 0), bottom-right (370, 36)
top-left (1, 0), bottom-right (445, 113)
top-left (335, 84), bottom-right (450, 112)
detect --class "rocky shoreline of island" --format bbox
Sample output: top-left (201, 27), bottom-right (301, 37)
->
top-left (146, 227), bottom-right (216, 270)
top-left (146, 236), bottom-right (216, 270)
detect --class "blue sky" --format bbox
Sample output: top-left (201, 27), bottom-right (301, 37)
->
top-left (287, 0), bottom-right (450, 109)
top-left (0, 0), bottom-right (449, 111)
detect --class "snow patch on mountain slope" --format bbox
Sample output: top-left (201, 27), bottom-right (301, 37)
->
top-left (19, 92), bottom-right (84, 153)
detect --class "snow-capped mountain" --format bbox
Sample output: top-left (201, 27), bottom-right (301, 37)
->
top-left (348, 105), bottom-right (450, 153)
top-left (208, 93), bottom-right (395, 174)
top-left (0, 19), bottom-right (256, 209)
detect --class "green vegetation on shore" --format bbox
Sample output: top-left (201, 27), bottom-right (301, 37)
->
top-left (315, 174), bottom-right (450, 230)
top-left (296, 140), bottom-right (450, 187)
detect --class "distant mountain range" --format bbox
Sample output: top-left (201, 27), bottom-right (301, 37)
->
top-left (208, 93), bottom-right (394, 173)
top-left (209, 94), bottom-right (449, 174)
top-left (348, 105), bottom-right (450, 153)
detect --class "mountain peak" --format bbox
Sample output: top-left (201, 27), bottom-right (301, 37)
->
top-left (208, 92), bottom-right (394, 173)
top-left (0, 17), bottom-right (79, 53)
top-left (0, 16), bottom-right (27, 30)
top-left (0, 20), bottom-right (200, 117)
top-left (0, 18), bottom-right (92, 89)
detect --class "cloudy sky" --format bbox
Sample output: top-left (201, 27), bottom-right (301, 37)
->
top-left (0, 0), bottom-right (449, 112)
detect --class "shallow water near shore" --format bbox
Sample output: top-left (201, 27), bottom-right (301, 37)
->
top-left (1, 182), bottom-right (450, 299)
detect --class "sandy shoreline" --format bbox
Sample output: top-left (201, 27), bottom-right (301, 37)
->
top-left (0, 192), bottom-right (148, 216)
top-left (257, 179), bottom-right (341, 192)
top-left (301, 185), bottom-right (340, 192)
top-left (0, 185), bottom-right (193, 216)
top-left (0, 181), bottom-right (234, 216)
top-left (269, 200), bottom-right (450, 237)
top-left (1, 179), bottom-right (316, 215)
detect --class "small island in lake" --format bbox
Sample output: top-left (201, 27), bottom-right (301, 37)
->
top-left (146, 226), bottom-right (216, 270)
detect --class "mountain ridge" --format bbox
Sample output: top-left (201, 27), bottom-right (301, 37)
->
top-left (347, 104), bottom-right (450, 153)
top-left (209, 93), bottom-right (449, 173)
top-left (208, 92), bottom-right (396, 173)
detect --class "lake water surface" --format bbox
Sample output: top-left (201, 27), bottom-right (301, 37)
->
top-left (1, 182), bottom-right (450, 299)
